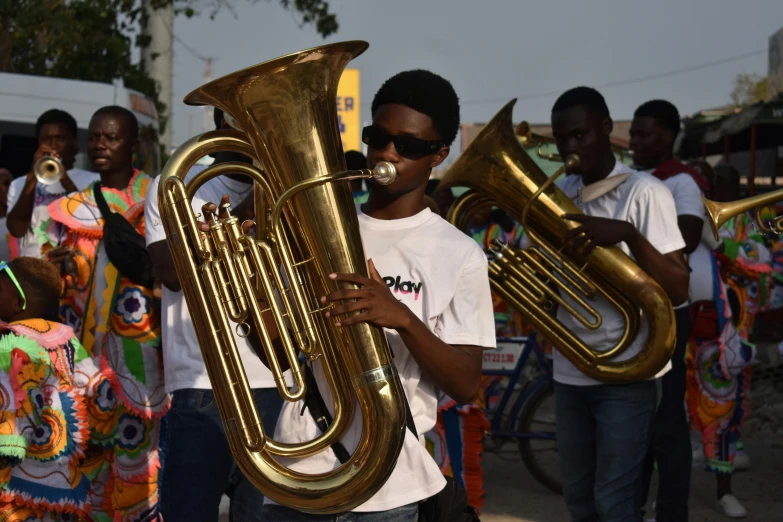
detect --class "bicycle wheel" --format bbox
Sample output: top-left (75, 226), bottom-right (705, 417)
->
top-left (516, 381), bottom-right (561, 495)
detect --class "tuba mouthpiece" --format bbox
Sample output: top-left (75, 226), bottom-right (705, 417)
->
top-left (564, 154), bottom-right (580, 170)
top-left (371, 161), bottom-right (396, 186)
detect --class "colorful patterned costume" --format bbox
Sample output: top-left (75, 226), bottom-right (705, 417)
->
top-left (39, 171), bottom-right (168, 521)
top-left (686, 215), bottom-right (770, 474)
top-left (0, 319), bottom-right (101, 520)
top-left (423, 395), bottom-right (489, 512)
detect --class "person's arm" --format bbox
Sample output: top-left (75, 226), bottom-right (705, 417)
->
top-left (669, 175), bottom-right (706, 255)
top-left (324, 259), bottom-right (491, 404)
top-left (563, 214), bottom-right (689, 305)
top-left (143, 176), bottom-right (182, 291)
top-left (678, 215), bottom-right (703, 255)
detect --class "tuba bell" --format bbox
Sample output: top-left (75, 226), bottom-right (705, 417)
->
top-left (439, 99), bottom-right (676, 383)
top-left (157, 41), bottom-right (406, 513)
top-left (33, 154), bottom-right (64, 185)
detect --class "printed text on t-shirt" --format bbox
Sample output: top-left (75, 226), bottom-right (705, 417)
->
top-left (383, 276), bottom-right (423, 301)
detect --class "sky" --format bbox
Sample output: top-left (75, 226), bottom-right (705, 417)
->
top-left (169, 0), bottom-right (783, 162)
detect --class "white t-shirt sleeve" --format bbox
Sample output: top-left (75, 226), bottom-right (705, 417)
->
top-left (434, 250), bottom-right (496, 349)
top-left (6, 177), bottom-right (24, 211)
top-left (665, 174), bottom-right (705, 218)
top-left (144, 176), bottom-right (166, 246)
top-left (630, 181), bottom-right (686, 255)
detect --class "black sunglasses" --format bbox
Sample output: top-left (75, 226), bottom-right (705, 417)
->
top-left (362, 126), bottom-right (444, 159)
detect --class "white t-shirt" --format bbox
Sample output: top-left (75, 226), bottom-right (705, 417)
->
top-left (555, 161), bottom-right (686, 386)
top-left (646, 170), bottom-right (706, 310)
top-left (266, 207), bottom-right (496, 512)
top-left (688, 242), bottom-right (715, 303)
top-left (6, 169), bottom-right (99, 258)
top-left (657, 173), bottom-right (706, 220)
top-left (145, 165), bottom-right (280, 392)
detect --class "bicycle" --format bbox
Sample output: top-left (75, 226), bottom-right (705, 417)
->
top-left (482, 335), bottom-right (561, 494)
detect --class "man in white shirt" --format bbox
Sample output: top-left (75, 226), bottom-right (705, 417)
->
top-left (145, 109), bottom-right (283, 522)
top-left (630, 99), bottom-right (709, 522)
top-left (252, 70), bottom-right (496, 521)
top-left (550, 87), bottom-right (690, 522)
top-left (6, 109), bottom-right (98, 258)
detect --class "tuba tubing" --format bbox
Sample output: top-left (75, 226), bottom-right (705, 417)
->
top-left (158, 42), bottom-right (407, 513)
top-left (439, 99), bottom-right (676, 383)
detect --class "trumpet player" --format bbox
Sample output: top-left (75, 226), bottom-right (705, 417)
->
top-left (550, 87), bottom-right (689, 522)
top-left (5, 109), bottom-right (98, 258)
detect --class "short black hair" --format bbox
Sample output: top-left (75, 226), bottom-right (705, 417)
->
top-left (92, 105), bottom-right (139, 139)
top-left (634, 99), bottom-right (681, 139)
top-left (345, 150), bottom-right (367, 170)
top-left (36, 109), bottom-right (78, 140)
top-left (6, 257), bottom-right (63, 321)
top-left (371, 70), bottom-right (460, 146)
top-left (551, 87), bottom-right (610, 119)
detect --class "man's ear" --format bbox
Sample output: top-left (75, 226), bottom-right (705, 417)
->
top-left (602, 117), bottom-right (614, 137)
top-left (431, 146), bottom-right (450, 169)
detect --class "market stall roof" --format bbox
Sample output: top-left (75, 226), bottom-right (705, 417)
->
top-left (679, 97), bottom-right (783, 158)
top-left (702, 96), bottom-right (783, 143)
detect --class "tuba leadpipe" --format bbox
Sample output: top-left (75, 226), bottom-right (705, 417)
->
top-left (439, 99), bottom-right (676, 383)
top-left (158, 41), bottom-right (406, 514)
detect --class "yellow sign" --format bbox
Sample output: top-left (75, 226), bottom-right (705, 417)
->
top-left (337, 69), bottom-right (361, 152)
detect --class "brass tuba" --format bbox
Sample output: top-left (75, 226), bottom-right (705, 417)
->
top-left (439, 99), bottom-right (676, 383)
top-left (703, 188), bottom-right (783, 241)
top-left (157, 41), bottom-right (406, 513)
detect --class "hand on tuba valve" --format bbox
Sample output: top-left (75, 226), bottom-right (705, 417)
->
top-left (439, 99), bottom-right (677, 383)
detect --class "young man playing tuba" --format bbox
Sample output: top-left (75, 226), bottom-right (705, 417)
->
top-left (550, 87), bottom-right (689, 522)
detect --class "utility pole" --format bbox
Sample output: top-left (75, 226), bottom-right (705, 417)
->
top-left (141, 0), bottom-right (174, 151)
top-left (202, 57), bottom-right (214, 133)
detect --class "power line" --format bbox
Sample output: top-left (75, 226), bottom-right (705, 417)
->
top-left (361, 48), bottom-right (767, 107)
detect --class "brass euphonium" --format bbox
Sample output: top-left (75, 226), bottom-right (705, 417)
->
top-left (703, 188), bottom-right (783, 241)
top-left (439, 99), bottom-right (676, 382)
top-left (157, 41), bottom-right (407, 513)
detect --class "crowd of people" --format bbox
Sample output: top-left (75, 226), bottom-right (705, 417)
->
top-left (0, 64), bottom-right (777, 522)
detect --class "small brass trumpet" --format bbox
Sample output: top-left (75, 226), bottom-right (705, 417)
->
top-left (33, 155), bottom-right (65, 185)
top-left (703, 188), bottom-right (783, 240)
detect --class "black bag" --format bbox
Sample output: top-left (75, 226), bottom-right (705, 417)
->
top-left (303, 366), bottom-right (480, 522)
top-left (92, 181), bottom-right (156, 289)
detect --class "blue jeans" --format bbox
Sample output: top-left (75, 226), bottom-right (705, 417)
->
top-left (555, 380), bottom-right (657, 522)
top-left (259, 503), bottom-right (418, 521)
top-left (161, 388), bottom-right (284, 522)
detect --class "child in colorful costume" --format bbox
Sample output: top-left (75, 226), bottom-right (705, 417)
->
top-left (0, 257), bottom-right (102, 521)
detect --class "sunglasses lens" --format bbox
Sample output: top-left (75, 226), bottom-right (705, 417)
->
top-left (393, 136), bottom-right (429, 158)
top-left (362, 127), bottom-right (390, 149)
top-left (362, 126), bottom-right (441, 160)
